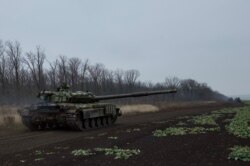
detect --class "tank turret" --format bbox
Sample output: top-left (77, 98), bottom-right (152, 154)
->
top-left (19, 86), bottom-right (177, 131)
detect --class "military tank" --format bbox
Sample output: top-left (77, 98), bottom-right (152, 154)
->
top-left (18, 86), bottom-right (177, 131)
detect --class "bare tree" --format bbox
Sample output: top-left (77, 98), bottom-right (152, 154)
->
top-left (0, 40), bottom-right (7, 93)
top-left (58, 55), bottom-right (68, 84)
top-left (24, 46), bottom-right (46, 90)
top-left (165, 77), bottom-right (180, 89)
top-left (88, 63), bottom-right (105, 93)
top-left (164, 77), bottom-right (180, 100)
top-left (68, 57), bottom-right (81, 90)
top-left (47, 59), bottom-right (58, 89)
top-left (0, 40), bottom-right (4, 57)
top-left (114, 69), bottom-right (124, 93)
top-left (79, 59), bottom-right (89, 90)
top-left (124, 69), bottom-right (140, 91)
top-left (5, 41), bottom-right (22, 95)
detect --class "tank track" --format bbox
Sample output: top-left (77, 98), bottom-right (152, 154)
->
top-left (21, 116), bottom-right (58, 131)
top-left (21, 113), bottom-right (117, 131)
top-left (65, 112), bottom-right (117, 131)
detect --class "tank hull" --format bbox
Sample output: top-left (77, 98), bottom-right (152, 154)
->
top-left (19, 103), bottom-right (121, 131)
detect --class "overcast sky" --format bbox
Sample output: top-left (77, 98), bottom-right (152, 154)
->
top-left (0, 0), bottom-right (249, 96)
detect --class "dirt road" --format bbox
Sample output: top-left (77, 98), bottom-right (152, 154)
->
top-left (1, 102), bottom-right (248, 166)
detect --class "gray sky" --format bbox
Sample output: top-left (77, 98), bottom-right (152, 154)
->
top-left (0, 0), bottom-right (250, 96)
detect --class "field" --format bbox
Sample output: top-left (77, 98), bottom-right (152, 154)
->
top-left (0, 101), bottom-right (249, 166)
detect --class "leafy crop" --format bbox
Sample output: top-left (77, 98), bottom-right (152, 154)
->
top-left (228, 146), bottom-right (250, 161)
top-left (176, 122), bottom-right (186, 126)
top-left (153, 127), bottom-right (219, 137)
top-left (188, 114), bottom-right (220, 126)
top-left (226, 107), bottom-right (250, 138)
top-left (244, 100), bottom-right (250, 106)
top-left (33, 150), bottom-right (44, 161)
top-left (153, 127), bottom-right (187, 136)
top-left (212, 108), bottom-right (239, 114)
top-left (108, 136), bottom-right (118, 140)
top-left (95, 146), bottom-right (140, 159)
top-left (71, 149), bottom-right (95, 156)
top-left (34, 157), bottom-right (44, 161)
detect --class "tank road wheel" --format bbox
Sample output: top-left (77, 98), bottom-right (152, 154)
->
top-left (111, 116), bottom-right (117, 124)
top-left (27, 124), bottom-right (39, 131)
top-left (38, 123), bottom-right (46, 130)
top-left (75, 120), bottom-right (84, 131)
top-left (101, 117), bottom-right (107, 127)
top-left (90, 118), bottom-right (96, 128)
top-left (96, 118), bottom-right (102, 128)
top-left (106, 116), bottom-right (112, 126)
top-left (84, 119), bottom-right (90, 129)
top-left (75, 112), bottom-right (84, 131)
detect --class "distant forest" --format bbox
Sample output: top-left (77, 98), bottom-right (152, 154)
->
top-left (0, 39), bottom-right (227, 104)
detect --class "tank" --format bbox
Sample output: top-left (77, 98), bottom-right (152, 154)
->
top-left (18, 86), bottom-right (177, 131)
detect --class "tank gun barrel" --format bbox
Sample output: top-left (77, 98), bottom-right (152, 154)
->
top-left (95, 89), bottom-right (177, 101)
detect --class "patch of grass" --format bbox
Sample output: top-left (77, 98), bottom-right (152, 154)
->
top-left (153, 127), bottom-right (187, 136)
top-left (153, 127), bottom-right (220, 137)
top-left (33, 150), bottom-right (46, 161)
top-left (35, 150), bottom-right (43, 155)
top-left (126, 128), bottom-right (141, 133)
top-left (34, 157), bottom-right (44, 161)
top-left (188, 114), bottom-right (220, 126)
top-left (176, 121), bottom-right (186, 126)
top-left (133, 128), bottom-right (141, 131)
top-left (226, 107), bottom-right (250, 138)
top-left (228, 146), bottom-right (250, 161)
top-left (177, 116), bottom-right (191, 120)
top-left (212, 108), bottom-right (240, 114)
top-left (54, 146), bottom-right (69, 150)
top-left (98, 132), bottom-right (107, 136)
top-left (152, 121), bottom-right (168, 124)
top-left (244, 100), bottom-right (250, 106)
top-left (95, 146), bottom-right (140, 159)
top-left (108, 136), bottom-right (118, 140)
top-left (46, 152), bottom-right (55, 155)
top-left (71, 149), bottom-right (95, 156)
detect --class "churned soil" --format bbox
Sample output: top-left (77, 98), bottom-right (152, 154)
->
top-left (0, 102), bottom-right (249, 166)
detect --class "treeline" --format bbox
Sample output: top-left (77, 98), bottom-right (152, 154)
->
top-left (0, 39), bottom-right (227, 104)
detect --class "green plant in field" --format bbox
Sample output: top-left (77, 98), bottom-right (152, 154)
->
top-left (95, 146), bottom-right (140, 159)
top-left (34, 150), bottom-right (43, 155)
top-left (153, 127), bottom-right (220, 137)
top-left (34, 150), bottom-right (44, 159)
top-left (153, 127), bottom-right (187, 136)
top-left (228, 146), bottom-right (250, 161)
top-left (226, 107), bottom-right (250, 138)
top-left (34, 157), bottom-right (44, 161)
top-left (54, 146), bottom-right (69, 150)
top-left (188, 127), bottom-right (207, 134)
top-left (176, 121), bottom-right (186, 126)
top-left (108, 136), bottom-right (118, 140)
top-left (244, 100), bottom-right (250, 106)
top-left (133, 128), bottom-right (141, 131)
top-left (46, 152), bottom-right (55, 155)
top-left (71, 149), bottom-right (95, 156)
top-left (212, 108), bottom-right (239, 114)
top-left (188, 114), bottom-right (220, 126)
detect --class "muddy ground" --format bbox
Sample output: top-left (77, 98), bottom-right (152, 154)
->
top-left (0, 102), bottom-right (249, 166)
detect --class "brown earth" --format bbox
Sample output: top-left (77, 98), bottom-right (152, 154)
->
top-left (0, 102), bottom-right (249, 166)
